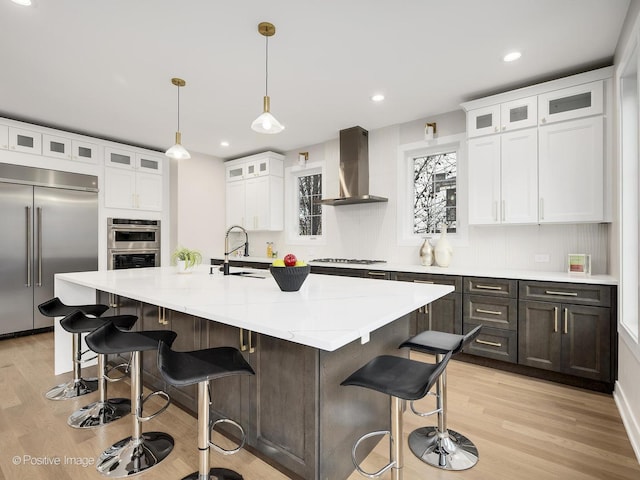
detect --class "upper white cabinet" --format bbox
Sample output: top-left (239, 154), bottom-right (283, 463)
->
top-left (538, 81), bottom-right (603, 125)
top-left (468, 128), bottom-right (538, 225)
top-left (104, 147), bottom-right (164, 211)
top-left (42, 134), bottom-right (71, 160)
top-left (538, 116), bottom-right (603, 223)
top-left (462, 67), bottom-right (611, 225)
top-left (9, 127), bottom-right (42, 155)
top-left (72, 140), bottom-right (100, 163)
top-left (467, 105), bottom-right (501, 138)
top-left (0, 125), bottom-right (8, 150)
top-left (501, 96), bottom-right (537, 131)
top-left (225, 151), bottom-right (284, 231)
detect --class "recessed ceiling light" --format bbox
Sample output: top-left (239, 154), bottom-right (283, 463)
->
top-left (11, 0), bottom-right (32, 5)
top-left (503, 51), bottom-right (522, 62)
top-left (220, 141), bottom-right (229, 147)
top-left (371, 94), bottom-right (385, 102)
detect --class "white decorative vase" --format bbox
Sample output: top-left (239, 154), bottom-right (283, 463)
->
top-left (434, 225), bottom-right (453, 267)
top-left (176, 260), bottom-right (191, 274)
top-left (419, 238), bottom-right (433, 266)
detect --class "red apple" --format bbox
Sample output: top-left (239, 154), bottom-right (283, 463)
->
top-left (284, 253), bottom-right (297, 267)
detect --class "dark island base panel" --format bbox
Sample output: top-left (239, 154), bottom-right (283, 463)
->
top-left (456, 353), bottom-right (614, 394)
top-left (130, 314), bottom-right (410, 480)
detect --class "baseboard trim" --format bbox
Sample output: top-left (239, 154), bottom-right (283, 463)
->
top-left (614, 380), bottom-right (640, 464)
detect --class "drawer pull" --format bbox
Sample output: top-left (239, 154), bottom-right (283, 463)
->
top-left (564, 308), bottom-right (568, 334)
top-left (476, 308), bottom-right (502, 316)
top-left (545, 290), bottom-right (578, 297)
top-left (554, 306), bottom-right (558, 333)
top-left (476, 285), bottom-right (502, 291)
top-left (476, 339), bottom-right (502, 348)
top-left (413, 280), bottom-right (435, 284)
top-left (367, 272), bottom-right (387, 277)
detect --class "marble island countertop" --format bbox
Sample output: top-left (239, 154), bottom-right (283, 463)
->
top-left (214, 256), bottom-right (618, 286)
top-left (55, 266), bottom-right (453, 352)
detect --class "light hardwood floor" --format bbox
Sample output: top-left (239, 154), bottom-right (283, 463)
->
top-left (0, 332), bottom-right (639, 480)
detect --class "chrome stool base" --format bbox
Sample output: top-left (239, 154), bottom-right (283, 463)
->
top-left (408, 426), bottom-right (479, 471)
top-left (45, 378), bottom-right (98, 400)
top-left (68, 398), bottom-right (131, 429)
top-left (96, 432), bottom-right (174, 477)
top-left (182, 467), bottom-right (244, 480)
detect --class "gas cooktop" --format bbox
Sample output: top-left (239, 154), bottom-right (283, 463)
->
top-left (311, 258), bottom-right (387, 265)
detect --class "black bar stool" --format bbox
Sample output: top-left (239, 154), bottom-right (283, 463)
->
top-left (60, 310), bottom-right (138, 429)
top-left (341, 352), bottom-right (452, 480)
top-left (38, 297), bottom-right (109, 400)
top-left (86, 321), bottom-right (177, 477)
top-left (157, 341), bottom-right (255, 480)
top-left (399, 325), bottom-right (482, 471)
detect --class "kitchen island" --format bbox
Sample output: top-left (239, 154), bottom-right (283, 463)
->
top-left (54, 266), bottom-right (453, 480)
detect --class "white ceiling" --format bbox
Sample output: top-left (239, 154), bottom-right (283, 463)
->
top-left (0, 0), bottom-right (631, 160)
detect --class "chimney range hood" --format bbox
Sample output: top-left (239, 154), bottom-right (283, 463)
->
top-left (318, 126), bottom-right (388, 206)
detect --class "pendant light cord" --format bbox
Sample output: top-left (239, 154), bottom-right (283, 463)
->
top-left (265, 35), bottom-right (269, 97)
top-left (176, 84), bottom-right (181, 132)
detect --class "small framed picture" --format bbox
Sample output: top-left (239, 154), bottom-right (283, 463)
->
top-left (568, 254), bottom-right (591, 275)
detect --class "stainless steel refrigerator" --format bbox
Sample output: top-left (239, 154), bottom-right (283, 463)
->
top-left (0, 163), bottom-right (98, 336)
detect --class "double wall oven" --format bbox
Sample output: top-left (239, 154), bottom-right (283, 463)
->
top-left (107, 218), bottom-right (160, 270)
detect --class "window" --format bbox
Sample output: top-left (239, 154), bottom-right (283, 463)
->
top-left (413, 151), bottom-right (457, 234)
top-left (286, 163), bottom-right (325, 245)
top-left (297, 173), bottom-right (322, 236)
top-left (397, 133), bottom-right (467, 246)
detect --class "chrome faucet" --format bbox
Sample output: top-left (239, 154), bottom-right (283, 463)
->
top-left (223, 225), bottom-right (249, 275)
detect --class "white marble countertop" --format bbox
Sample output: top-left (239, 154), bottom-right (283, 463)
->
top-left (216, 256), bottom-right (618, 286)
top-left (55, 266), bottom-right (453, 352)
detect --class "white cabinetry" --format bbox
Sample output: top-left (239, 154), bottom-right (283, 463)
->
top-left (9, 127), bottom-right (41, 154)
top-left (225, 151), bottom-right (284, 231)
top-left (0, 125), bottom-right (8, 150)
top-left (538, 116), bottom-right (603, 223)
top-left (104, 147), bottom-right (163, 211)
top-left (468, 129), bottom-right (538, 225)
top-left (538, 81), bottom-right (603, 125)
top-left (462, 68), bottom-right (611, 225)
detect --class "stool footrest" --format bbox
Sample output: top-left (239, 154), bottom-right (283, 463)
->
top-left (352, 430), bottom-right (396, 479)
top-left (105, 361), bottom-right (131, 383)
top-left (410, 396), bottom-right (442, 417)
top-left (210, 418), bottom-right (246, 455)
top-left (139, 390), bottom-right (171, 422)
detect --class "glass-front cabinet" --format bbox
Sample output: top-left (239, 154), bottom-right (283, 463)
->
top-left (9, 127), bottom-right (42, 154)
top-left (467, 104), bottom-right (500, 138)
top-left (500, 96), bottom-right (537, 131)
top-left (71, 140), bottom-right (99, 163)
top-left (42, 134), bottom-right (71, 160)
top-left (538, 80), bottom-right (603, 124)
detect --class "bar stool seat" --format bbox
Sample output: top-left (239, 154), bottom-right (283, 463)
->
top-left (61, 310), bottom-right (138, 428)
top-left (399, 325), bottom-right (482, 471)
top-left (341, 352), bottom-right (451, 480)
top-left (86, 321), bottom-right (177, 478)
top-left (38, 297), bottom-right (110, 400)
top-left (158, 342), bottom-right (255, 480)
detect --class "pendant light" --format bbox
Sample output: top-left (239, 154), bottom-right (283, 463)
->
top-left (165, 77), bottom-right (191, 160)
top-left (251, 22), bottom-right (284, 134)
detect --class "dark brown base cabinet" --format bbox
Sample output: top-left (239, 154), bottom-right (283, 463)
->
top-left (518, 281), bottom-right (613, 383)
top-left (518, 301), bottom-right (611, 382)
top-left (99, 291), bottom-right (409, 480)
top-left (395, 272), bottom-right (462, 336)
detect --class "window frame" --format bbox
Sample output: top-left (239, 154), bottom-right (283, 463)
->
top-left (616, 28), bottom-right (640, 362)
top-left (285, 162), bottom-right (327, 246)
top-left (396, 133), bottom-right (468, 247)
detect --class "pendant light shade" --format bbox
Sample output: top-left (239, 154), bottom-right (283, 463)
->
top-left (251, 22), bottom-right (284, 134)
top-left (166, 77), bottom-right (191, 160)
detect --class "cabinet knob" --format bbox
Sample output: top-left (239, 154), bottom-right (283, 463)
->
top-left (541, 117), bottom-right (547, 124)
top-left (502, 126), bottom-right (506, 131)
top-left (494, 126), bottom-right (499, 132)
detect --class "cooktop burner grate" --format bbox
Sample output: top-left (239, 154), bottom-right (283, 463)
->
top-left (311, 258), bottom-right (387, 265)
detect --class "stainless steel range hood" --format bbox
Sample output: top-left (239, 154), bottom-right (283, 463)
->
top-left (318, 126), bottom-right (388, 206)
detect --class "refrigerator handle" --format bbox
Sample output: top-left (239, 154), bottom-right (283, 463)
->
top-left (26, 206), bottom-right (32, 287)
top-left (36, 206), bottom-right (42, 287)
